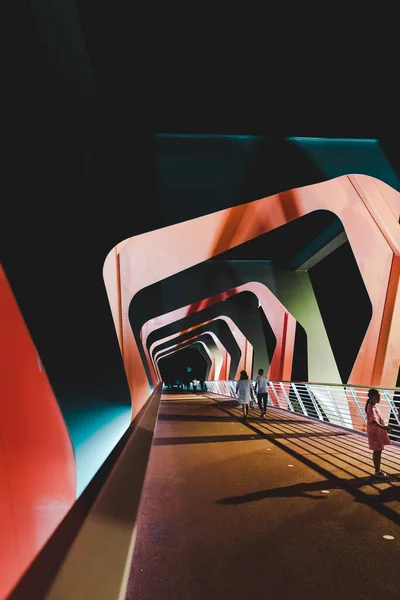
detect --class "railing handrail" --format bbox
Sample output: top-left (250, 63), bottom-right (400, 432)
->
top-left (207, 379), bottom-right (400, 392)
top-left (7, 384), bottom-right (163, 600)
top-left (272, 380), bottom-right (400, 391)
top-left (204, 379), bottom-right (400, 444)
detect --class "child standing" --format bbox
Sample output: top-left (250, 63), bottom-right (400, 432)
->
top-left (365, 388), bottom-right (391, 479)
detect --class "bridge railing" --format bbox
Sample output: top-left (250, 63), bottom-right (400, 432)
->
top-left (204, 380), bottom-right (400, 444)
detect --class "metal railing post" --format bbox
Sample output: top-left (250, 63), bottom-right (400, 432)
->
top-left (279, 382), bottom-right (296, 412)
top-left (269, 381), bottom-right (284, 409)
top-left (348, 387), bottom-right (367, 425)
top-left (325, 385), bottom-right (346, 426)
top-left (291, 383), bottom-right (308, 416)
top-left (305, 384), bottom-right (324, 421)
top-left (382, 389), bottom-right (400, 426)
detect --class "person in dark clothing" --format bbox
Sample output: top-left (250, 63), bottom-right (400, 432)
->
top-left (254, 368), bottom-right (269, 418)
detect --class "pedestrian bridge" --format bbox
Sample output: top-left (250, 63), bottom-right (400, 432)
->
top-left (10, 386), bottom-right (400, 600)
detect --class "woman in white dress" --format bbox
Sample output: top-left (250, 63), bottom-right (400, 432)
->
top-left (236, 370), bottom-right (253, 420)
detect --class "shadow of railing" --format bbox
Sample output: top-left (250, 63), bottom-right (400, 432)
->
top-left (205, 395), bottom-right (400, 527)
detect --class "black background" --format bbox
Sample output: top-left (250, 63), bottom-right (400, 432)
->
top-left (3, 2), bottom-right (399, 414)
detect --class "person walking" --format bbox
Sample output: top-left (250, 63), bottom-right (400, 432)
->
top-left (365, 388), bottom-right (391, 479)
top-left (236, 370), bottom-right (252, 420)
top-left (254, 368), bottom-right (269, 418)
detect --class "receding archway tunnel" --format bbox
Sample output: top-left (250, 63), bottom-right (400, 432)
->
top-left (158, 345), bottom-right (208, 388)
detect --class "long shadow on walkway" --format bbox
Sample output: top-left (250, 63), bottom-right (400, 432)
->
top-left (206, 396), bottom-right (400, 527)
top-left (153, 430), bottom-right (348, 446)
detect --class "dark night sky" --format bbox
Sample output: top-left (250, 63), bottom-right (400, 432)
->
top-left (5, 1), bottom-right (399, 394)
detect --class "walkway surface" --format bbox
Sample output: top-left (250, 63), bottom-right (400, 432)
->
top-left (126, 392), bottom-right (400, 600)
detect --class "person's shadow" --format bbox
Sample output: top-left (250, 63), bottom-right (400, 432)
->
top-left (217, 480), bottom-right (341, 504)
top-left (216, 475), bottom-right (400, 505)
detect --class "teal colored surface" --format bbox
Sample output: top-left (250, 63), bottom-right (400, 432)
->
top-left (63, 402), bottom-right (131, 497)
top-left (157, 134), bottom-right (400, 193)
top-left (290, 137), bottom-right (400, 191)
